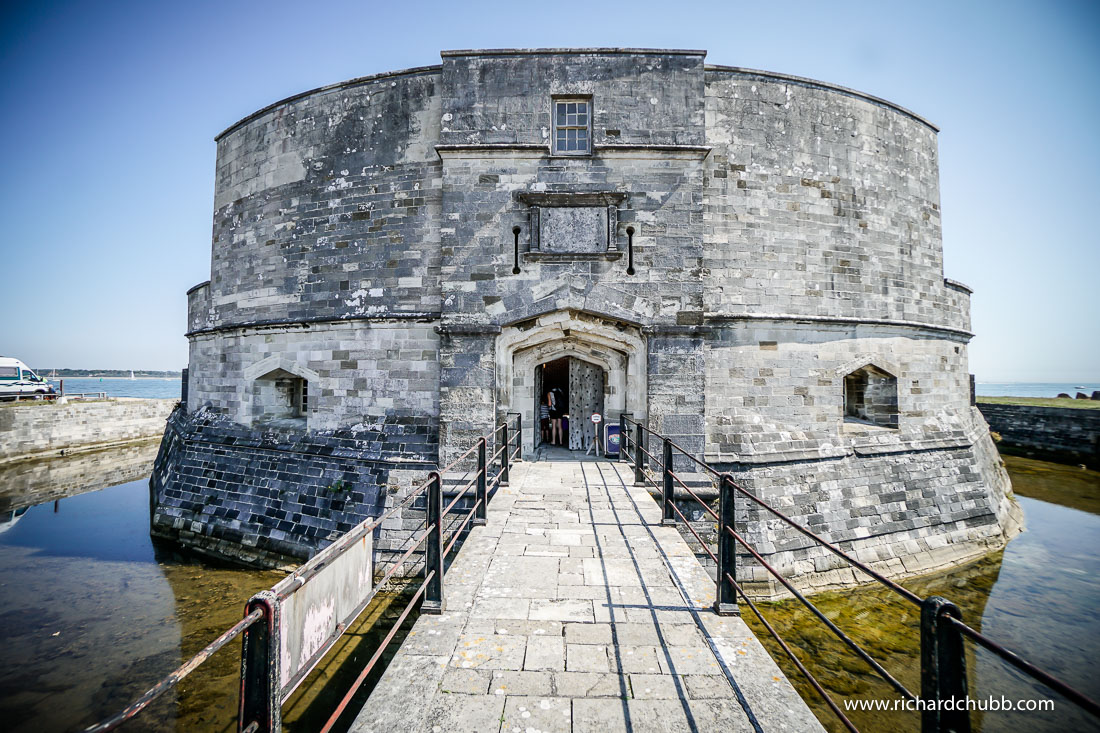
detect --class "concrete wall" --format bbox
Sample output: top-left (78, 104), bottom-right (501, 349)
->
top-left (0, 398), bottom-right (175, 464)
top-left (978, 403), bottom-right (1100, 468)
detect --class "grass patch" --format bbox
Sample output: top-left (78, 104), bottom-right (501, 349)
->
top-left (977, 395), bottom-right (1100, 409)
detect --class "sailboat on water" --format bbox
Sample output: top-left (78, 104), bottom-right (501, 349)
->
top-left (129, 370), bottom-right (135, 380)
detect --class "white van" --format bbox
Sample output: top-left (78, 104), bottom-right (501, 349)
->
top-left (0, 357), bottom-right (56, 401)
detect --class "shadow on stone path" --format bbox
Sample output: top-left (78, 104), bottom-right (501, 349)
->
top-left (350, 459), bottom-right (823, 733)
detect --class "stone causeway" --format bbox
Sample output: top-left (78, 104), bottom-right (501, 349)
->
top-left (350, 459), bottom-right (823, 732)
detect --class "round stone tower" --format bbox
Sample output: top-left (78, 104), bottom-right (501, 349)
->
top-left (153, 49), bottom-right (1018, 589)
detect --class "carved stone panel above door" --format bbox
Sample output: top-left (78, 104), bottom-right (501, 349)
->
top-left (541, 207), bottom-right (606, 253)
top-left (516, 191), bottom-right (627, 254)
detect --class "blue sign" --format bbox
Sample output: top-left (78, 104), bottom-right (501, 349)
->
top-left (605, 424), bottom-right (621, 457)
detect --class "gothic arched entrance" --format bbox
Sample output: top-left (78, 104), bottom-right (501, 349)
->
top-left (535, 356), bottom-right (607, 451)
top-left (496, 310), bottom-right (646, 455)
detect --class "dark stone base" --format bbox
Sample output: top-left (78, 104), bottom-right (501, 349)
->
top-left (150, 406), bottom-right (437, 568)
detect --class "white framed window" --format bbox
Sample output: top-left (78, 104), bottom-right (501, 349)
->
top-left (553, 97), bottom-right (591, 155)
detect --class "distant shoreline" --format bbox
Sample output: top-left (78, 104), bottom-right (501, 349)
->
top-left (47, 376), bottom-right (180, 381)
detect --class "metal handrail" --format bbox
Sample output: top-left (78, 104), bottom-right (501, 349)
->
top-left (443, 499), bottom-right (482, 559)
top-left (317, 572), bottom-right (434, 733)
top-left (616, 413), bottom-right (1100, 732)
top-left (438, 438), bottom-right (482, 475)
top-left (725, 569), bottom-right (859, 733)
top-left (83, 608), bottom-right (265, 733)
top-left (946, 615), bottom-right (1100, 717)
top-left (89, 415), bottom-right (521, 733)
top-left (668, 470), bottom-right (718, 521)
top-left (666, 500), bottom-right (718, 566)
top-left (721, 472), bottom-right (923, 607)
top-left (723, 524), bottom-right (915, 701)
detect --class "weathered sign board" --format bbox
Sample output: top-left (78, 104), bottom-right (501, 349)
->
top-left (270, 530), bottom-right (374, 697)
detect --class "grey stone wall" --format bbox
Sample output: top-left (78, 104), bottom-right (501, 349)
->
top-left (156, 48), bottom-right (1016, 589)
top-left (704, 322), bottom-right (973, 463)
top-left (439, 49), bottom-right (705, 147)
top-left (0, 398), bottom-right (176, 463)
top-left (718, 435), bottom-right (1017, 598)
top-left (702, 68), bottom-right (970, 333)
top-left (202, 67), bottom-right (443, 331)
top-left (186, 320), bottom-right (440, 433)
top-left (978, 402), bottom-right (1100, 468)
top-left (151, 406), bottom-right (437, 568)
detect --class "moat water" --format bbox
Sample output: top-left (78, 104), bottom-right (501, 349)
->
top-left (742, 455), bottom-right (1100, 733)
top-left (0, 444), bottom-right (413, 733)
top-left (0, 448), bottom-right (1096, 732)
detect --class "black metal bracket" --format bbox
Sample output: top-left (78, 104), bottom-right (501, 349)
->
top-left (715, 475), bottom-right (739, 615)
top-left (239, 591), bottom-right (280, 733)
top-left (626, 226), bottom-right (635, 275)
top-left (422, 472), bottom-right (445, 614)
top-left (512, 226), bottom-right (521, 274)
top-left (661, 438), bottom-right (676, 526)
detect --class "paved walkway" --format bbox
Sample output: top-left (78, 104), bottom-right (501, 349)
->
top-left (351, 459), bottom-right (823, 733)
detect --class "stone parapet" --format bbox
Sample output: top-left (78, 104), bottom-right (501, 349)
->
top-left (0, 398), bottom-right (176, 464)
top-left (978, 402), bottom-right (1100, 468)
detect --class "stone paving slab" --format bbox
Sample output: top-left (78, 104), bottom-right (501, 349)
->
top-left (351, 459), bottom-right (824, 733)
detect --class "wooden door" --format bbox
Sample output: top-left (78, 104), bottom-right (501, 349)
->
top-left (568, 359), bottom-right (605, 450)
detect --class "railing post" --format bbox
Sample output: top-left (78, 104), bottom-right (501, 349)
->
top-left (423, 472), bottom-right (445, 614)
top-left (715, 475), bottom-right (739, 616)
top-left (500, 422), bottom-right (510, 486)
top-left (634, 422), bottom-right (645, 485)
top-left (662, 437), bottom-right (676, 526)
top-left (618, 414), bottom-right (627, 463)
top-left (515, 414), bottom-right (522, 462)
top-left (239, 591), bottom-right (280, 733)
top-left (920, 596), bottom-right (971, 733)
top-left (474, 438), bottom-right (487, 527)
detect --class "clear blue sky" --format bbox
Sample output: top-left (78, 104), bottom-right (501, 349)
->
top-left (0, 0), bottom-right (1096, 380)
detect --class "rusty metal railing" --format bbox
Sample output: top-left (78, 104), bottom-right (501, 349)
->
top-left (84, 414), bottom-right (522, 733)
top-left (617, 414), bottom-right (1100, 733)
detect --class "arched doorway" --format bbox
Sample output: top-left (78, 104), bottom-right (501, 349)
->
top-left (535, 356), bottom-right (607, 451)
top-left (496, 310), bottom-right (646, 455)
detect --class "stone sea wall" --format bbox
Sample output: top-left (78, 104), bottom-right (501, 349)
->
top-left (150, 405), bottom-right (477, 571)
top-left (0, 398), bottom-right (176, 464)
top-left (978, 402), bottom-right (1100, 469)
top-left (0, 440), bottom-right (161, 514)
top-left (655, 407), bottom-right (1020, 600)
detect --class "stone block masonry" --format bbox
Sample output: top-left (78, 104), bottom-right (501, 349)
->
top-left (350, 459), bottom-right (824, 733)
top-left (156, 47), bottom-right (1018, 592)
top-left (151, 405), bottom-right (437, 568)
top-left (978, 402), bottom-right (1100, 469)
top-left (0, 398), bottom-right (176, 464)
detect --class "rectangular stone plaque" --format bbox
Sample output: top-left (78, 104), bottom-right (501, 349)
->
top-left (539, 206), bottom-right (608, 253)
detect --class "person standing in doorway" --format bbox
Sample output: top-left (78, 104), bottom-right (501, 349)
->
top-left (539, 395), bottom-right (551, 444)
top-left (548, 388), bottom-right (564, 446)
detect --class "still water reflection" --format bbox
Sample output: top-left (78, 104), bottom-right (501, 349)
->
top-left (743, 455), bottom-right (1100, 732)
top-left (1, 445), bottom-right (1096, 732)
top-left (0, 447), bottom-right (413, 732)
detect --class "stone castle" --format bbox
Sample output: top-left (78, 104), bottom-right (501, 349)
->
top-left (152, 48), bottom-right (1019, 590)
